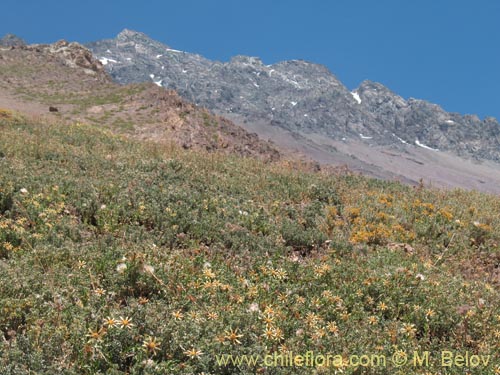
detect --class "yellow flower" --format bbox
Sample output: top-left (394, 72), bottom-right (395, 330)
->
top-left (377, 302), bottom-right (388, 311)
top-left (184, 347), bottom-right (203, 359)
top-left (401, 323), bottom-right (417, 337)
top-left (340, 312), bottom-right (351, 321)
top-left (232, 294), bottom-right (244, 304)
top-left (86, 327), bottom-right (106, 342)
top-left (272, 327), bottom-right (285, 341)
top-left (15, 217), bottom-right (27, 226)
top-left (326, 321), bottom-right (339, 335)
top-left (224, 328), bottom-right (243, 345)
top-left (310, 297), bottom-right (322, 310)
top-left (172, 310), bottom-right (184, 321)
top-left (260, 315), bottom-right (275, 327)
top-left (207, 311), bottom-right (219, 320)
top-left (311, 327), bottom-right (326, 340)
top-left (215, 334), bottom-right (226, 344)
top-left (465, 309), bottom-right (476, 319)
top-left (314, 264), bottom-right (331, 278)
top-left (103, 317), bottom-right (117, 327)
top-left (321, 290), bottom-right (334, 300)
top-left (94, 288), bottom-right (106, 297)
top-left (278, 344), bottom-right (290, 354)
top-left (142, 336), bottom-right (161, 354)
top-left (138, 297), bottom-right (149, 305)
top-left (277, 292), bottom-right (288, 303)
top-left (118, 316), bottom-right (134, 329)
top-left (2, 242), bottom-right (14, 251)
top-left (367, 316), bottom-right (378, 325)
top-left (264, 305), bottom-right (276, 316)
top-left (202, 267), bottom-right (216, 279)
top-left (332, 295), bottom-right (343, 305)
top-left (262, 327), bottom-right (274, 340)
top-left (271, 267), bottom-right (288, 280)
top-left (188, 311), bottom-right (202, 321)
top-left (247, 286), bottom-right (258, 298)
top-left (425, 309), bottom-right (436, 318)
top-left (439, 208), bottom-right (453, 220)
top-left (295, 296), bottom-right (306, 305)
top-left (346, 207), bottom-right (361, 219)
top-left (202, 280), bottom-right (215, 290)
top-left (304, 312), bottom-right (320, 326)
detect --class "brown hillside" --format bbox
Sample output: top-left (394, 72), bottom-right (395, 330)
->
top-left (0, 41), bottom-right (280, 161)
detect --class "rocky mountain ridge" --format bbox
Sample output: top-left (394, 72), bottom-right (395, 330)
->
top-left (87, 29), bottom-right (500, 162)
top-left (0, 33), bottom-right (26, 47)
top-left (3, 31), bottom-right (500, 192)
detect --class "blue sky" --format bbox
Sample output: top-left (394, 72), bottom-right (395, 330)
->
top-left (2, 0), bottom-right (499, 120)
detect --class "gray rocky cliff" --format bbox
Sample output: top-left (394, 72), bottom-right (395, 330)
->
top-left (87, 29), bottom-right (500, 162)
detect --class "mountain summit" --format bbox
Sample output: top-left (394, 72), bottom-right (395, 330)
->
top-left (87, 30), bottom-right (500, 192)
top-left (87, 30), bottom-right (500, 162)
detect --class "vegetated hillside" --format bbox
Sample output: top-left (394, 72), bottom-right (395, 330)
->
top-left (0, 110), bottom-right (499, 374)
top-left (0, 40), bottom-right (280, 161)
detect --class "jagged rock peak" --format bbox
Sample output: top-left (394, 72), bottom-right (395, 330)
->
top-left (275, 59), bottom-right (333, 73)
top-left (112, 29), bottom-right (172, 53)
top-left (230, 55), bottom-right (264, 66)
top-left (357, 80), bottom-right (395, 94)
top-left (356, 80), bottom-right (407, 108)
top-left (117, 29), bottom-right (151, 41)
top-left (0, 33), bottom-right (27, 47)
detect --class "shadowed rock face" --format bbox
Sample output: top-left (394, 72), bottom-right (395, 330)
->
top-left (87, 29), bottom-right (500, 162)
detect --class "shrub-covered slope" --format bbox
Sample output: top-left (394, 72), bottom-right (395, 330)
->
top-left (0, 110), bottom-right (499, 374)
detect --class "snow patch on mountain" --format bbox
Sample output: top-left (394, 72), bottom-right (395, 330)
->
top-left (99, 57), bottom-right (117, 65)
top-left (351, 91), bottom-right (362, 104)
top-left (416, 139), bottom-right (439, 151)
top-left (392, 133), bottom-right (408, 145)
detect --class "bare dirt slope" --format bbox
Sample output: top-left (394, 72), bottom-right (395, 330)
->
top-left (227, 113), bottom-right (500, 194)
